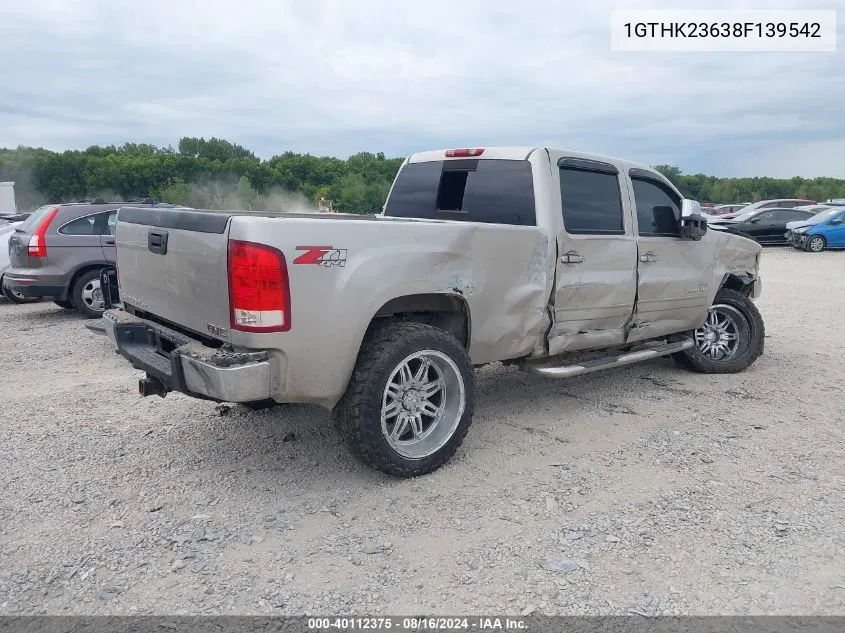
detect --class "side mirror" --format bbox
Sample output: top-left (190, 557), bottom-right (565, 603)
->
top-left (831, 217), bottom-right (843, 225)
top-left (679, 199), bottom-right (707, 240)
top-left (681, 199), bottom-right (701, 217)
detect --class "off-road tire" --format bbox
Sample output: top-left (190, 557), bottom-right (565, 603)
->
top-left (806, 235), bottom-right (826, 253)
top-left (673, 288), bottom-right (764, 374)
top-left (53, 300), bottom-right (74, 309)
top-left (71, 270), bottom-right (106, 319)
top-left (333, 321), bottom-right (476, 478)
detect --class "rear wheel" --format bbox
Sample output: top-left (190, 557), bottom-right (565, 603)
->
top-left (333, 321), bottom-right (476, 478)
top-left (71, 270), bottom-right (106, 319)
top-left (807, 235), bottom-right (826, 253)
top-left (53, 300), bottom-right (74, 309)
top-left (1, 279), bottom-right (40, 304)
top-left (673, 288), bottom-right (764, 374)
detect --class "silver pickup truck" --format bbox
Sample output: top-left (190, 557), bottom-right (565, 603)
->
top-left (102, 146), bottom-right (764, 477)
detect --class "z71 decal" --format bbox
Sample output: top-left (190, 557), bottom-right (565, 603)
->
top-left (293, 246), bottom-right (348, 268)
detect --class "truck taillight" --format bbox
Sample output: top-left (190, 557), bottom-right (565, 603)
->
top-left (27, 207), bottom-right (59, 257)
top-left (445, 148), bottom-right (485, 157)
top-left (227, 240), bottom-right (291, 333)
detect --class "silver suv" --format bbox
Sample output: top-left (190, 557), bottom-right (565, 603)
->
top-left (3, 199), bottom-right (188, 318)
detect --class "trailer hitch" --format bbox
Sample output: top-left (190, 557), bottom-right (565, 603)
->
top-left (138, 375), bottom-right (168, 398)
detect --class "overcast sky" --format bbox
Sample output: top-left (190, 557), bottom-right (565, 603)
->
top-left (1, 0), bottom-right (842, 178)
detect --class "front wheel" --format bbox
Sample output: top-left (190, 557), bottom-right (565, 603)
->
top-left (673, 288), bottom-right (765, 374)
top-left (333, 321), bottom-right (476, 478)
top-left (807, 235), bottom-right (826, 253)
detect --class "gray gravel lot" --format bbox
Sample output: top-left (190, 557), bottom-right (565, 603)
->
top-left (0, 247), bottom-right (843, 616)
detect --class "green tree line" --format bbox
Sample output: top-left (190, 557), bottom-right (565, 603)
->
top-left (2, 138), bottom-right (843, 213)
top-left (653, 164), bottom-right (845, 205)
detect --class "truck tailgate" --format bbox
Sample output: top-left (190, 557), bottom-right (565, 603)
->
top-left (114, 207), bottom-right (234, 340)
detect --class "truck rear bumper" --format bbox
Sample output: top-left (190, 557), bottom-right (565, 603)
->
top-left (103, 309), bottom-right (272, 403)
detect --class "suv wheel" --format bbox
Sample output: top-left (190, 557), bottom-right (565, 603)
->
top-left (71, 270), bottom-right (107, 319)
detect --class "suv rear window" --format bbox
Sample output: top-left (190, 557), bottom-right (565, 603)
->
top-left (384, 159), bottom-right (536, 226)
top-left (16, 205), bottom-right (56, 233)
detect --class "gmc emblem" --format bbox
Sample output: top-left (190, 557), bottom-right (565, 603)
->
top-left (206, 323), bottom-right (228, 337)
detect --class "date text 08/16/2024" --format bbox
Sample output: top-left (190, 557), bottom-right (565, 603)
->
top-left (307, 616), bottom-right (528, 631)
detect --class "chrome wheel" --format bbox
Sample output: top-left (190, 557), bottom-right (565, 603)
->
top-left (380, 350), bottom-right (466, 460)
top-left (808, 236), bottom-right (825, 252)
top-left (694, 304), bottom-right (749, 361)
top-left (81, 279), bottom-right (105, 312)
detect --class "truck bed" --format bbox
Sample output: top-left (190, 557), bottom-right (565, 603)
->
top-left (112, 205), bottom-right (554, 407)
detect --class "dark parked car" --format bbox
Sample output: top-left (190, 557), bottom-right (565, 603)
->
top-left (721, 207), bottom-right (817, 244)
top-left (708, 198), bottom-right (816, 222)
top-left (3, 199), bottom-right (188, 318)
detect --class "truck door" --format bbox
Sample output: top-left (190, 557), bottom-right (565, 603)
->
top-left (548, 155), bottom-right (638, 354)
top-left (626, 170), bottom-right (715, 343)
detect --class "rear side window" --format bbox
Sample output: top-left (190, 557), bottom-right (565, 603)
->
top-left (58, 211), bottom-right (114, 236)
top-left (59, 214), bottom-right (97, 235)
top-left (559, 167), bottom-right (624, 235)
top-left (632, 177), bottom-right (682, 237)
top-left (384, 159), bottom-right (536, 226)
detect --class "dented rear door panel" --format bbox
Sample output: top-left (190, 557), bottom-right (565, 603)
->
top-left (548, 151), bottom-right (638, 354)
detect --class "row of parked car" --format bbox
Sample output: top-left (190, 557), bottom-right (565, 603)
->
top-left (1, 199), bottom-right (188, 315)
top-left (3, 194), bottom-right (844, 317)
top-left (704, 199), bottom-right (845, 250)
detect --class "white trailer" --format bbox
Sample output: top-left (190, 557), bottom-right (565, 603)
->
top-left (0, 182), bottom-right (16, 215)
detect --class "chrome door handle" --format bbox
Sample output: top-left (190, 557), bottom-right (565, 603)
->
top-left (561, 251), bottom-right (584, 264)
top-left (639, 251), bottom-right (657, 263)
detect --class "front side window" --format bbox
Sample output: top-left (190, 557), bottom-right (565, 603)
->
top-left (631, 177), bottom-right (682, 237)
top-left (559, 167), bottom-right (624, 235)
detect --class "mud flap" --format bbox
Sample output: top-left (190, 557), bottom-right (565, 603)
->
top-left (100, 267), bottom-right (120, 309)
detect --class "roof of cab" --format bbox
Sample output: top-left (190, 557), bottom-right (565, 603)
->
top-left (407, 146), bottom-right (657, 173)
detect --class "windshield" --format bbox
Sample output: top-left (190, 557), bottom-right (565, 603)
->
top-left (730, 208), bottom-right (762, 222)
top-left (807, 207), bottom-right (838, 223)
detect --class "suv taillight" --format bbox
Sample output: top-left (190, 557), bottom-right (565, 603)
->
top-left (28, 207), bottom-right (59, 257)
top-left (227, 240), bottom-right (291, 332)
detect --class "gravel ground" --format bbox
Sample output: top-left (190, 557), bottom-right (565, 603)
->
top-left (0, 247), bottom-right (843, 616)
